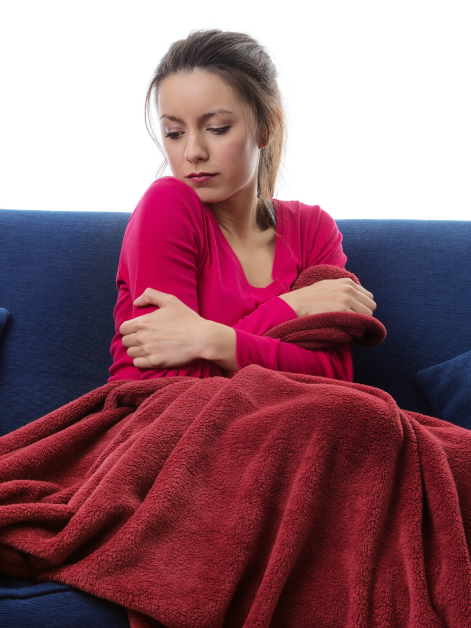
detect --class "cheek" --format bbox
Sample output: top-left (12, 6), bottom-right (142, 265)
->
top-left (163, 142), bottom-right (181, 169)
top-left (220, 137), bottom-right (258, 174)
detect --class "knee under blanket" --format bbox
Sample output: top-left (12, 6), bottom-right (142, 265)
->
top-left (0, 267), bottom-right (470, 628)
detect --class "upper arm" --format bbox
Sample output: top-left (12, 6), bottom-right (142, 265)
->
top-left (109, 178), bottom-right (208, 381)
top-left (119, 178), bottom-right (205, 319)
top-left (304, 205), bottom-right (347, 269)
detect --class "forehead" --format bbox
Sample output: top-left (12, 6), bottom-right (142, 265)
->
top-left (157, 70), bottom-right (251, 121)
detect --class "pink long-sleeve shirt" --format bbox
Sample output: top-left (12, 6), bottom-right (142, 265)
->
top-left (109, 177), bottom-right (353, 382)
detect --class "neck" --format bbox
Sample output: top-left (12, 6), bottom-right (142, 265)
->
top-left (209, 185), bottom-right (263, 244)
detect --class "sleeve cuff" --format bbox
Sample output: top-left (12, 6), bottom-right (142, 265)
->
top-left (235, 328), bottom-right (281, 370)
top-left (232, 295), bottom-right (298, 336)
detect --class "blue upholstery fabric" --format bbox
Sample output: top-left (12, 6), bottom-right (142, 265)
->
top-left (1, 212), bottom-right (471, 433)
top-left (0, 210), bottom-right (129, 436)
top-left (416, 350), bottom-right (471, 430)
top-left (0, 308), bottom-right (9, 335)
top-left (0, 575), bottom-right (129, 627)
top-left (338, 220), bottom-right (471, 416)
top-left (0, 211), bottom-right (470, 626)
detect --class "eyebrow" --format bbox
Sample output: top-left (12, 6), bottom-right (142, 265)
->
top-left (159, 109), bottom-right (234, 122)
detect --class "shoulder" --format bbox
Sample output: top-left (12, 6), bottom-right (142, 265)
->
top-left (274, 198), bottom-right (341, 237)
top-left (142, 176), bottom-right (201, 202)
top-left (274, 198), bottom-right (345, 267)
top-left (135, 177), bottom-right (204, 219)
top-left (128, 177), bottom-right (206, 239)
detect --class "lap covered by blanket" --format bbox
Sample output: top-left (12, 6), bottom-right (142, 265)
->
top-left (0, 267), bottom-right (470, 628)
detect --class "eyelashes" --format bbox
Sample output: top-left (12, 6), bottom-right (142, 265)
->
top-left (164, 126), bottom-right (231, 140)
top-left (209, 126), bottom-right (230, 135)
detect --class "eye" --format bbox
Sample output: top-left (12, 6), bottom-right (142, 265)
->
top-left (164, 131), bottom-right (183, 140)
top-left (208, 126), bottom-right (230, 135)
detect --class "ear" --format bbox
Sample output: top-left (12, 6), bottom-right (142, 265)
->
top-left (258, 125), bottom-right (269, 149)
top-left (258, 110), bottom-right (282, 149)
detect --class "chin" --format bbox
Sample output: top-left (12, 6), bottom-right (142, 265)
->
top-left (187, 185), bottom-right (230, 205)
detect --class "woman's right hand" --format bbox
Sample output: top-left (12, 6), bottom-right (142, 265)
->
top-left (278, 278), bottom-right (377, 318)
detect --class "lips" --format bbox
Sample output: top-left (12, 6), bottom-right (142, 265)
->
top-left (186, 173), bottom-right (217, 183)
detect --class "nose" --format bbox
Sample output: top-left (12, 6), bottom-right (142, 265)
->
top-left (185, 131), bottom-right (208, 163)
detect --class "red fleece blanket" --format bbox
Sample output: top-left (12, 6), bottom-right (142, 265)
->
top-left (1, 266), bottom-right (470, 628)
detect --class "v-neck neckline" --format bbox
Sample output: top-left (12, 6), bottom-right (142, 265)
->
top-left (205, 200), bottom-right (284, 294)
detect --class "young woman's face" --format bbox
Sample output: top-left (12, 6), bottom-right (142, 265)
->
top-left (157, 70), bottom-right (263, 206)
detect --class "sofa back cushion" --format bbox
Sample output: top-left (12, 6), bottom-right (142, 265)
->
top-left (0, 211), bottom-right (470, 434)
top-left (340, 219), bottom-right (471, 416)
top-left (0, 210), bottom-right (128, 435)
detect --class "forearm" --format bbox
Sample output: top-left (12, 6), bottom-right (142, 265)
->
top-left (199, 320), bottom-right (353, 382)
top-left (110, 328), bottom-right (226, 381)
top-left (231, 296), bottom-right (298, 334)
top-left (234, 328), bottom-right (353, 381)
top-left (199, 296), bottom-right (298, 372)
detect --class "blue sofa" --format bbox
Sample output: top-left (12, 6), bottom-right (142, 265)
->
top-left (1, 209), bottom-right (470, 626)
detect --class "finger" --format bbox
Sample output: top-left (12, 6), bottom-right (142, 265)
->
top-left (350, 282), bottom-right (374, 299)
top-left (119, 319), bottom-right (140, 336)
top-left (134, 288), bottom-right (169, 308)
top-left (356, 286), bottom-right (374, 299)
top-left (352, 290), bottom-right (377, 313)
top-left (338, 284), bottom-right (376, 311)
top-left (352, 294), bottom-right (376, 316)
top-left (334, 278), bottom-right (374, 299)
top-left (133, 357), bottom-right (156, 369)
top-left (349, 292), bottom-right (377, 314)
top-left (126, 345), bottom-right (147, 359)
top-left (121, 332), bottom-right (140, 348)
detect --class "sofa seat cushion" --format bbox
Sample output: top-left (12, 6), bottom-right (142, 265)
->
top-left (0, 575), bottom-right (129, 628)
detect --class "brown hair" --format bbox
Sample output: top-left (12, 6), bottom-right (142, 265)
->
top-left (144, 29), bottom-right (286, 230)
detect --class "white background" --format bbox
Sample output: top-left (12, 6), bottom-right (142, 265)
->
top-left (1, 0), bottom-right (470, 219)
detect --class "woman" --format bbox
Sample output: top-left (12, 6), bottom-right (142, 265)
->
top-left (109, 29), bottom-right (376, 383)
top-left (2, 29), bottom-right (470, 628)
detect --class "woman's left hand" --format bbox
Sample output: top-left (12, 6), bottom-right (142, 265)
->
top-left (120, 289), bottom-right (211, 369)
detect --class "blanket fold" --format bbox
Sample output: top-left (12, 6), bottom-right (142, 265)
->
top-left (264, 265), bottom-right (386, 348)
top-left (0, 266), bottom-right (470, 628)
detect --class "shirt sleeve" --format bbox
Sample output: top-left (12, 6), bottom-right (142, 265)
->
top-left (231, 296), bottom-right (298, 335)
top-left (109, 181), bottom-right (352, 382)
top-left (305, 204), bottom-right (347, 269)
top-left (109, 179), bottom-right (296, 381)
top-left (109, 178), bottom-right (224, 381)
top-left (232, 203), bottom-right (353, 381)
top-left (234, 330), bottom-right (353, 381)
